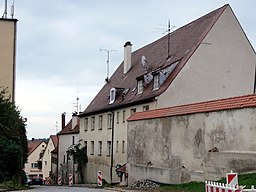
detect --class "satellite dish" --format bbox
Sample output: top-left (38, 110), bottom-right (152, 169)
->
top-left (141, 55), bottom-right (148, 68)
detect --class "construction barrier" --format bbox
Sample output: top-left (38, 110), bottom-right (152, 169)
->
top-left (69, 174), bottom-right (73, 187)
top-left (44, 177), bottom-right (50, 185)
top-left (227, 171), bottom-right (238, 187)
top-left (58, 175), bottom-right (62, 185)
top-left (97, 171), bottom-right (102, 187)
top-left (205, 181), bottom-right (241, 192)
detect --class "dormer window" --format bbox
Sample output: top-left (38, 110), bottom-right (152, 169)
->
top-left (153, 74), bottom-right (160, 90)
top-left (109, 88), bottom-right (116, 104)
top-left (137, 80), bottom-right (143, 94)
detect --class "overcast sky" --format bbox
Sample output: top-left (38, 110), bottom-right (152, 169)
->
top-left (2, 1), bottom-right (255, 139)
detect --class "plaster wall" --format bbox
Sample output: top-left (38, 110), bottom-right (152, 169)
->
top-left (0, 19), bottom-right (16, 101)
top-left (158, 6), bottom-right (256, 108)
top-left (79, 101), bottom-right (156, 183)
top-left (127, 107), bottom-right (256, 184)
top-left (41, 138), bottom-right (55, 179)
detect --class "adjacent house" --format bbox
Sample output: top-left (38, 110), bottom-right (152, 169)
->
top-left (0, 18), bottom-right (17, 102)
top-left (79, 4), bottom-right (256, 184)
top-left (41, 135), bottom-right (58, 180)
top-left (25, 139), bottom-right (46, 179)
top-left (57, 113), bottom-right (80, 185)
top-left (127, 94), bottom-right (256, 184)
top-left (51, 143), bottom-right (58, 184)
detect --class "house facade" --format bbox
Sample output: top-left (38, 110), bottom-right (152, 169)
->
top-left (25, 139), bottom-right (46, 179)
top-left (127, 94), bottom-right (256, 184)
top-left (0, 18), bottom-right (17, 102)
top-left (79, 4), bottom-right (256, 183)
top-left (41, 135), bottom-right (58, 180)
top-left (57, 113), bottom-right (80, 185)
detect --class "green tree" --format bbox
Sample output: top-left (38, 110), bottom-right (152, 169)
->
top-left (0, 88), bottom-right (28, 183)
top-left (67, 141), bottom-right (88, 183)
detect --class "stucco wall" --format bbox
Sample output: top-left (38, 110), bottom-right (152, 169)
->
top-left (79, 101), bottom-right (156, 183)
top-left (158, 6), bottom-right (256, 108)
top-left (127, 107), bottom-right (256, 184)
top-left (42, 138), bottom-right (55, 179)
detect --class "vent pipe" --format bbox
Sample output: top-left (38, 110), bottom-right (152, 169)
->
top-left (123, 41), bottom-right (132, 74)
top-left (61, 112), bottom-right (66, 130)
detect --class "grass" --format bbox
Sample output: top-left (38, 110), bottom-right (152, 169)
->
top-left (157, 173), bottom-right (256, 192)
top-left (0, 180), bottom-right (29, 191)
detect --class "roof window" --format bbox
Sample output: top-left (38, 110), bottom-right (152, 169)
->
top-left (109, 88), bottom-right (116, 104)
top-left (137, 80), bottom-right (143, 94)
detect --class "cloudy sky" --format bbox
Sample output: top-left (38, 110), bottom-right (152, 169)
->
top-left (2, 1), bottom-right (255, 139)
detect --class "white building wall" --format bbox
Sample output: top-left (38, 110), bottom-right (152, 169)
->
top-left (80, 101), bottom-right (156, 183)
top-left (24, 142), bottom-right (46, 178)
top-left (41, 138), bottom-right (55, 179)
top-left (158, 6), bottom-right (256, 108)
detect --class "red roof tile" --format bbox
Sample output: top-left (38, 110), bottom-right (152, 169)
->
top-left (28, 140), bottom-right (45, 156)
top-left (128, 94), bottom-right (256, 121)
top-left (50, 135), bottom-right (58, 148)
top-left (57, 118), bottom-right (80, 135)
top-left (80, 4), bottom-right (228, 116)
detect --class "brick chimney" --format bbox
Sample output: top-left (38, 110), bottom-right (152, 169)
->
top-left (61, 112), bottom-right (66, 130)
top-left (72, 113), bottom-right (78, 129)
top-left (123, 41), bottom-right (132, 74)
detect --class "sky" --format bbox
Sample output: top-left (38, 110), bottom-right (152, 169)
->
top-left (1, 0), bottom-right (255, 139)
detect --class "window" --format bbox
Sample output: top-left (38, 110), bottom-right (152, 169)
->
top-left (91, 117), bottom-right (95, 130)
top-left (131, 108), bottom-right (136, 115)
top-left (84, 118), bottom-right (88, 131)
top-left (63, 155), bottom-right (65, 163)
top-left (98, 141), bottom-right (102, 156)
top-left (117, 111), bottom-right (119, 124)
top-left (91, 141), bottom-right (94, 155)
top-left (72, 136), bottom-right (75, 145)
top-left (109, 88), bottom-right (116, 104)
top-left (99, 115), bottom-right (103, 130)
top-left (123, 110), bottom-right (126, 123)
top-left (143, 105), bottom-right (149, 111)
top-left (107, 141), bottom-right (111, 156)
top-left (153, 74), bottom-right (160, 90)
top-left (137, 80), bottom-right (143, 94)
top-left (116, 141), bottom-right (119, 153)
top-left (84, 141), bottom-right (87, 154)
top-left (45, 161), bottom-right (47, 166)
top-left (31, 163), bottom-right (38, 169)
top-left (107, 114), bottom-right (112, 128)
top-left (122, 141), bottom-right (125, 153)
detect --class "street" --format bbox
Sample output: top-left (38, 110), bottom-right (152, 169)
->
top-left (15, 185), bottom-right (115, 192)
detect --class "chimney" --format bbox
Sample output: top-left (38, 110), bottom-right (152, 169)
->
top-left (61, 112), bottom-right (66, 130)
top-left (123, 41), bottom-right (132, 74)
top-left (72, 113), bottom-right (78, 129)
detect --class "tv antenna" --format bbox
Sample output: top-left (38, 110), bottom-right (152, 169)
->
top-left (99, 48), bottom-right (117, 82)
top-left (11, 0), bottom-right (14, 19)
top-left (73, 90), bottom-right (80, 113)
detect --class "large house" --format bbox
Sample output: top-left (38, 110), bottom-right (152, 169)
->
top-left (57, 113), bottom-right (80, 184)
top-left (0, 18), bottom-right (17, 102)
top-left (25, 139), bottom-right (46, 179)
top-left (79, 4), bottom-right (256, 183)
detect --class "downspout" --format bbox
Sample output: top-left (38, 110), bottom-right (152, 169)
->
top-left (254, 61), bottom-right (256, 94)
top-left (110, 111), bottom-right (115, 183)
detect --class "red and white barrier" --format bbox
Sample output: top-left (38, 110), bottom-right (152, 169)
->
top-left (205, 181), bottom-right (241, 192)
top-left (97, 171), bottom-right (102, 187)
top-left (69, 174), bottom-right (73, 187)
top-left (58, 175), bottom-right (62, 185)
top-left (227, 171), bottom-right (238, 187)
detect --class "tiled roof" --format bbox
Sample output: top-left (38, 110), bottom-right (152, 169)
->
top-left (57, 118), bottom-right (80, 135)
top-left (80, 4), bottom-right (228, 116)
top-left (28, 140), bottom-right (45, 156)
top-left (50, 135), bottom-right (58, 148)
top-left (128, 94), bottom-right (256, 121)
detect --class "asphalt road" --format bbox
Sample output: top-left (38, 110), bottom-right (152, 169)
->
top-left (14, 185), bottom-right (115, 192)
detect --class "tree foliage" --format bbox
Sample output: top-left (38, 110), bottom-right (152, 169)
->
top-left (67, 141), bottom-right (88, 183)
top-left (0, 88), bottom-right (28, 183)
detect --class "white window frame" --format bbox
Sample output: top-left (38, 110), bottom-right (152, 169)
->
top-left (109, 88), bottom-right (116, 104)
top-left (107, 113), bottom-right (112, 129)
top-left (153, 74), bottom-right (160, 90)
top-left (91, 117), bottom-right (95, 131)
top-left (98, 141), bottom-right (102, 156)
top-left (91, 141), bottom-right (94, 155)
top-left (99, 115), bottom-right (103, 130)
top-left (137, 80), bottom-right (143, 94)
top-left (84, 118), bottom-right (88, 131)
top-left (107, 141), bottom-right (111, 156)
top-left (122, 141), bottom-right (125, 153)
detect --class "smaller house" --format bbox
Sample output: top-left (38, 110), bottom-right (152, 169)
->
top-left (41, 135), bottom-right (58, 181)
top-left (24, 139), bottom-right (46, 179)
top-left (58, 113), bottom-right (80, 184)
top-left (51, 144), bottom-right (58, 184)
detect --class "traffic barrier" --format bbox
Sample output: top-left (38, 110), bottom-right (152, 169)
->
top-left (205, 181), bottom-right (241, 192)
top-left (69, 174), bottom-right (73, 187)
top-left (227, 171), bottom-right (238, 187)
top-left (97, 171), bottom-right (102, 187)
top-left (45, 177), bottom-right (50, 185)
top-left (58, 175), bottom-right (62, 185)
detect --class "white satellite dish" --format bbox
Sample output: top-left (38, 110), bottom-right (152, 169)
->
top-left (141, 55), bottom-right (148, 68)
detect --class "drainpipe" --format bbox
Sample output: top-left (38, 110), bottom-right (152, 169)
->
top-left (253, 61), bottom-right (256, 94)
top-left (110, 111), bottom-right (115, 183)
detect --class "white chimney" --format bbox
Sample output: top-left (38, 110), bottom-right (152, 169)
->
top-left (123, 41), bottom-right (132, 74)
top-left (72, 114), bottom-right (78, 129)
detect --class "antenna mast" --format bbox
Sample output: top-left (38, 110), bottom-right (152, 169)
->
top-left (11, 0), bottom-right (14, 19)
top-left (73, 90), bottom-right (80, 113)
top-left (100, 48), bottom-right (116, 82)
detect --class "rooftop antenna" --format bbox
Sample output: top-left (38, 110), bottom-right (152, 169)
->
top-left (2, 0), bottom-right (7, 19)
top-left (73, 90), bottom-right (80, 113)
top-left (10, 0), bottom-right (14, 19)
top-left (162, 20), bottom-right (175, 59)
top-left (99, 48), bottom-right (117, 82)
